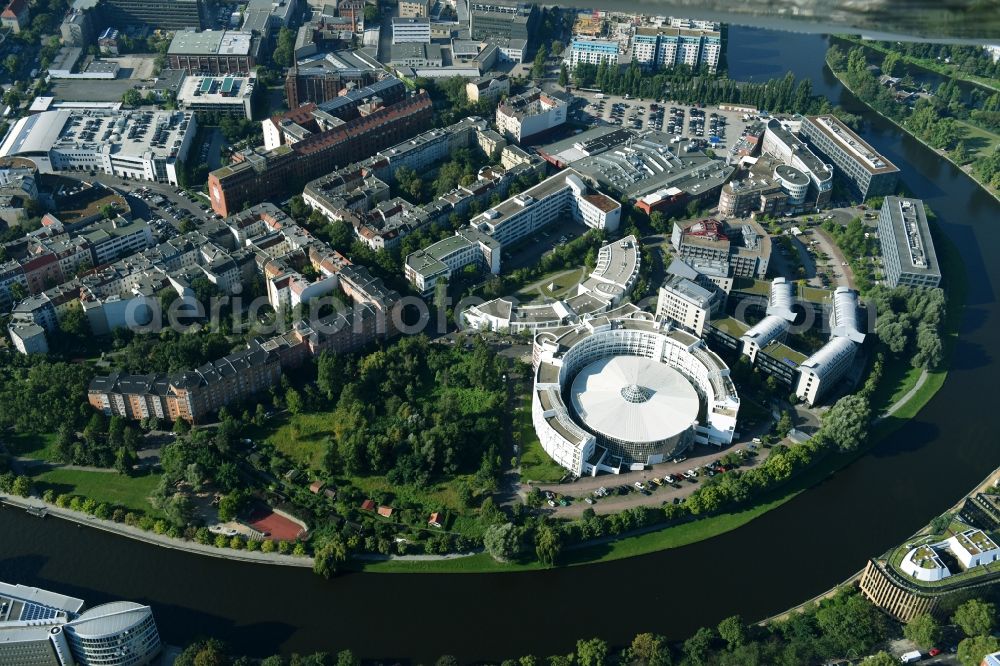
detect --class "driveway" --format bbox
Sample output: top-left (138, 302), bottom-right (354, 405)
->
top-left (811, 227), bottom-right (856, 289)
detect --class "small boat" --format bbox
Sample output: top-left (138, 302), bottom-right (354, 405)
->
top-left (25, 506), bottom-right (48, 518)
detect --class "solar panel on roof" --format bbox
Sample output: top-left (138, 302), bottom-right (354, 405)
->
top-left (221, 77), bottom-right (234, 94)
top-left (199, 78), bottom-right (213, 93)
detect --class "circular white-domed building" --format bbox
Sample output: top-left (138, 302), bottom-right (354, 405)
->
top-left (531, 305), bottom-right (740, 476)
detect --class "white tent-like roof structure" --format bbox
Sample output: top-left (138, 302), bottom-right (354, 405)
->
top-left (570, 355), bottom-right (699, 445)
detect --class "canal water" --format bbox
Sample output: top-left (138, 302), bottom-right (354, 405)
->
top-left (3, 25), bottom-right (1000, 662)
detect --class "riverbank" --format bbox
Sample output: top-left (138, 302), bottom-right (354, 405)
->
top-left (833, 35), bottom-right (1000, 94)
top-left (1, 240), bottom-right (963, 576)
top-left (826, 46), bottom-right (1000, 204)
top-left (0, 494), bottom-right (311, 567)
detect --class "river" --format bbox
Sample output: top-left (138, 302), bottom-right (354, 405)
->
top-left (2, 25), bottom-right (1000, 663)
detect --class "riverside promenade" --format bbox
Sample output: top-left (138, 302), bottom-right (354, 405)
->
top-left (0, 493), bottom-right (313, 567)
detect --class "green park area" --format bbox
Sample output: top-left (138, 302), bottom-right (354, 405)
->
top-left (28, 468), bottom-right (164, 517)
top-left (5, 431), bottom-right (60, 461)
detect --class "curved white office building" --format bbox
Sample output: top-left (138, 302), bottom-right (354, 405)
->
top-left (741, 277), bottom-right (797, 362)
top-left (773, 164), bottom-right (809, 206)
top-left (796, 286), bottom-right (866, 405)
top-left (531, 306), bottom-right (739, 476)
top-left (64, 602), bottom-right (161, 666)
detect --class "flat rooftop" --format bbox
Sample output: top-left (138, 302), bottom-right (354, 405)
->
top-left (806, 115), bottom-right (899, 175)
top-left (542, 127), bottom-right (733, 200)
top-left (710, 316), bottom-right (750, 337)
top-left (759, 339), bottom-right (807, 366)
top-left (881, 196), bottom-right (939, 277)
top-left (765, 119), bottom-right (833, 181)
top-left (178, 74), bottom-right (255, 104)
top-left (168, 30), bottom-right (253, 56)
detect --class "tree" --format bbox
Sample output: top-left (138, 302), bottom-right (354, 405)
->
top-left (953, 599), bottom-right (997, 637)
top-left (682, 627), bottom-right (714, 666)
top-left (273, 27), bottom-right (295, 68)
top-left (286, 387), bottom-right (303, 415)
top-left (904, 613), bottom-right (942, 649)
top-left (313, 537), bottom-right (348, 578)
top-left (958, 635), bottom-right (1000, 666)
top-left (11, 475), bottom-right (30, 497)
top-left (625, 633), bottom-right (671, 666)
top-left (775, 411), bottom-right (793, 438)
top-left (4, 54), bottom-right (19, 77)
top-left (822, 394), bottom-right (871, 452)
top-left (860, 653), bottom-right (898, 666)
top-left (483, 522), bottom-right (520, 562)
top-left (217, 492), bottom-right (245, 522)
top-left (575, 638), bottom-right (609, 666)
top-left (881, 51), bottom-right (902, 77)
top-left (534, 523), bottom-right (562, 566)
top-left (558, 63), bottom-right (569, 87)
top-left (122, 88), bottom-right (143, 107)
top-left (174, 639), bottom-right (229, 666)
top-left (363, 4), bottom-right (378, 21)
top-left (717, 615), bottom-right (748, 649)
top-left (336, 650), bottom-right (360, 666)
top-left (532, 45), bottom-right (548, 80)
top-left (815, 592), bottom-right (890, 658)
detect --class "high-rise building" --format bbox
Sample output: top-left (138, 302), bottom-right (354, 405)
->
top-left (469, 0), bottom-right (537, 43)
top-left (877, 196), bottom-right (941, 288)
top-left (569, 39), bottom-right (620, 68)
top-left (631, 26), bottom-right (722, 73)
top-left (102, 0), bottom-right (205, 30)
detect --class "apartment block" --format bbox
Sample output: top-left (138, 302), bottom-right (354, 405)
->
top-left (569, 39), bottom-right (619, 68)
top-left (496, 88), bottom-right (567, 143)
top-left (631, 26), bottom-right (721, 73)
top-left (466, 74), bottom-right (510, 104)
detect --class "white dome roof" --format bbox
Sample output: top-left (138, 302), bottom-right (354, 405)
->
top-left (570, 356), bottom-right (699, 444)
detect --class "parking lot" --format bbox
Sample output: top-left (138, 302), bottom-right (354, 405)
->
top-left (531, 440), bottom-right (776, 518)
top-left (572, 91), bottom-right (756, 156)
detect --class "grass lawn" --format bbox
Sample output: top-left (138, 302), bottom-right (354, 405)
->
top-left (514, 266), bottom-right (587, 304)
top-left (956, 120), bottom-right (1000, 161)
top-left (4, 432), bottom-right (60, 461)
top-left (516, 393), bottom-right (565, 484)
top-left (870, 360), bottom-right (924, 415)
top-left (256, 412), bottom-right (330, 472)
top-left (29, 468), bottom-right (164, 517)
